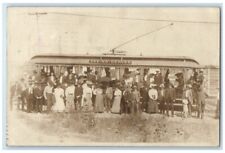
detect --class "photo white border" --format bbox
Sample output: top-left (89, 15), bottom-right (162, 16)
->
top-left (0, 0), bottom-right (224, 152)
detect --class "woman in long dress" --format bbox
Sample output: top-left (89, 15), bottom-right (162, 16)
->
top-left (111, 87), bottom-right (122, 114)
top-left (52, 84), bottom-right (65, 112)
top-left (82, 81), bottom-right (93, 112)
top-left (147, 84), bottom-right (159, 113)
top-left (94, 86), bottom-right (104, 113)
top-left (65, 83), bottom-right (75, 113)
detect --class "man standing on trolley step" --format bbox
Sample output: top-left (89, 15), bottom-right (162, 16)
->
top-left (196, 69), bottom-right (205, 119)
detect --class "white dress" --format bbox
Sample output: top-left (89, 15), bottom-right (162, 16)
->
top-left (111, 89), bottom-right (122, 113)
top-left (53, 88), bottom-right (65, 112)
top-left (82, 85), bottom-right (93, 111)
top-left (65, 85), bottom-right (75, 112)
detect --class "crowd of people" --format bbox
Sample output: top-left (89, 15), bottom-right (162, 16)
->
top-left (10, 66), bottom-right (206, 119)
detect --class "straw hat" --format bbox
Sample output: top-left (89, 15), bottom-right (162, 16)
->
top-left (187, 84), bottom-right (192, 88)
top-left (86, 80), bottom-right (93, 85)
top-left (160, 84), bottom-right (164, 88)
top-left (150, 83), bottom-right (157, 88)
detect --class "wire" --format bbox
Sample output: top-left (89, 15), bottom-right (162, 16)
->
top-left (111, 23), bottom-right (174, 51)
top-left (49, 12), bottom-right (219, 24)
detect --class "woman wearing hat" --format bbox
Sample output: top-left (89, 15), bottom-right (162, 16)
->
top-left (65, 81), bottom-right (75, 112)
top-left (94, 84), bottom-right (104, 113)
top-left (105, 84), bottom-right (113, 113)
top-left (147, 84), bottom-right (158, 113)
top-left (43, 81), bottom-right (54, 113)
top-left (82, 81), bottom-right (93, 112)
top-left (52, 83), bottom-right (65, 112)
top-left (111, 85), bottom-right (122, 114)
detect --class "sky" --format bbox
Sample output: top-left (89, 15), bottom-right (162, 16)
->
top-left (7, 7), bottom-right (220, 79)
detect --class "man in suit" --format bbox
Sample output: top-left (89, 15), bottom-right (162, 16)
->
top-left (105, 85), bottom-right (113, 113)
top-left (131, 85), bottom-right (141, 115)
top-left (158, 84), bottom-right (165, 114)
top-left (185, 84), bottom-right (194, 117)
top-left (196, 69), bottom-right (205, 119)
top-left (123, 86), bottom-right (132, 114)
top-left (33, 82), bottom-right (44, 113)
top-left (25, 81), bottom-right (34, 113)
top-left (154, 70), bottom-right (163, 90)
top-left (19, 78), bottom-right (27, 111)
top-left (140, 85), bottom-right (149, 112)
top-left (74, 82), bottom-right (83, 110)
top-left (165, 84), bottom-right (176, 117)
top-left (197, 86), bottom-right (205, 119)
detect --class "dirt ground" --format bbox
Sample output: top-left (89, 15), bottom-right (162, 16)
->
top-left (7, 98), bottom-right (219, 147)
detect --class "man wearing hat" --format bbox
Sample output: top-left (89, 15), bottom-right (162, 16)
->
top-left (32, 70), bottom-right (38, 82)
top-left (123, 85), bottom-right (132, 114)
top-left (197, 69), bottom-right (204, 86)
top-left (185, 84), bottom-right (193, 117)
top-left (33, 81), bottom-right (44, 112)
top-left (158, 84), bottom-right (165, 114)
top-left (74, 82), bottom-right (83, 110)
top-left (105, 84), bottom-right (113, 113)
top-left (164, 83), bottom-right (175, 117)
top-left (19, 78), bottom-right (27, 111)
top-left (131, 85), bottom-right (141, 115)
top-left (175, 71), bottom-right (184, 98)
top-left (140, 84), bottom-right (149, 112)
top-left (196, 69), bottom-right (205, 119)
top-left (154, 70), bottom-right (163, 89)
top-left (24, 80), bottom-right (34, 113)
top-left (60, 70), bottom-right (69, 87)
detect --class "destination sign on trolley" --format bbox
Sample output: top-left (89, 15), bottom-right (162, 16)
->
top-left (89, 59), bottom-right (132, 65)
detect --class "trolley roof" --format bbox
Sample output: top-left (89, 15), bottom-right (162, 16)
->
top-left (30, 54), bottom-right (200, 68)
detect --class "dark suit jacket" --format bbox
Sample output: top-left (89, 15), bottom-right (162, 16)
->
top-left (24, 87), bottom-right (34, 100)
top-left (131, 90), bottom-right (140, 102)
top-left (33, 86), bottom-right (43, 98)
top-left (165, 87), bottom-right (176, 101)
top-left (123, 90), bottom-right (132, 103)
top-left (140, 87), bottom-right (149, 102)
top-left (75, 86), bottom-right (83, 98)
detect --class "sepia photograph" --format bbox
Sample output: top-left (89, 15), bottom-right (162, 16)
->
top-left (6, 6), bottom-right (220, 147)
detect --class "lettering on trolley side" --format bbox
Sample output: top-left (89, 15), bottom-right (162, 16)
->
top-left (89, 59), bottom-right (132, 65)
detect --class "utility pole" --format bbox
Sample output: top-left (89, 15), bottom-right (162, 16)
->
top-left (28, 12), bottom-right (47, 52)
